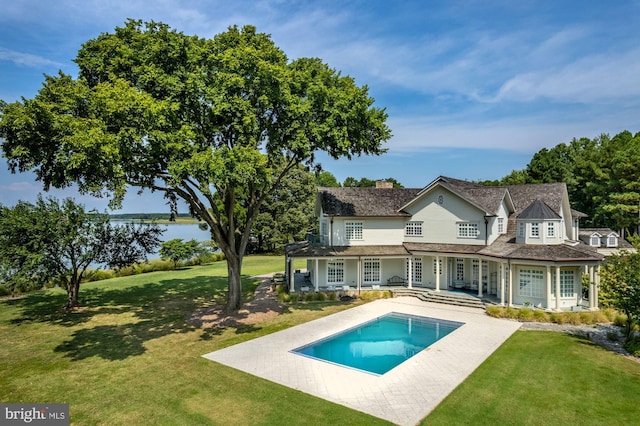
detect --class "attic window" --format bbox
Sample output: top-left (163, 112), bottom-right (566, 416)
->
top-left (405, 221), bottom-right (423, 236)
top-left (607, 235), bottom-right (618, 247)
top-left (590, 235), bottom-right (600, 247)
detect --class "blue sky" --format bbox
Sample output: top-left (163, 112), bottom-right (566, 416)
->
top-left (1, 0), bottom-right (639, 213)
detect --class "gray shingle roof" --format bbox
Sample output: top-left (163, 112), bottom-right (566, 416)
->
top-left (436, 177), bottom-right (509, 215)
top-left (318, 187), bottom-right (420, 217)
top-left (517, 199), bottom-right (561, 220)
top-left (503, 182), bottom-right (566, 216)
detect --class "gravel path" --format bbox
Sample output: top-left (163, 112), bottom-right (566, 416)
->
top-left (519, 321), bottom-right (639, 362)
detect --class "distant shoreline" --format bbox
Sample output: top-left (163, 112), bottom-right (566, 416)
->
top-left (109, 214), bottom-right (204, 225)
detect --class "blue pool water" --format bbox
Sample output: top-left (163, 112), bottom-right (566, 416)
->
top-left (292, 312), bottom-right (463, 375)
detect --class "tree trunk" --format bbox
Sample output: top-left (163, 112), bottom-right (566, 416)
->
top-left (225, 253), bottom-right (243, 314)
top-left (66, 280), bottom-right (80, 309)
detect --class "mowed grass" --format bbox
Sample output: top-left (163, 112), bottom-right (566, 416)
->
top-left (1, 255), bottom-right (640, 425)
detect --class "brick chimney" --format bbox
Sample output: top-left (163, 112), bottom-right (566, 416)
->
top-left (376, 181), bottom-right (393, 188)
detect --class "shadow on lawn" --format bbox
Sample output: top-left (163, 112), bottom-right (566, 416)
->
top-left (2, 273), bottom-right (261, 361)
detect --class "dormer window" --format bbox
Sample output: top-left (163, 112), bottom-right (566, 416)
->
top-left (498, 218), bottom-right (505, 234)
top-left (530, 223), bottom-right (540, 238)
top-left (607, 234), bottom-right (618, 247)
top-left (590, 235), bottom-right (600, 247)
top-left (547, 222), bottom-right (555, 237)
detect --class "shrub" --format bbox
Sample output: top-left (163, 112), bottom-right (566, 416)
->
top-left (486, 306), bottom-right (503, 318)
top-left (614, 314), bottom-right (628, 328)
top-left (304, 293), bottom-right (315, 302)
top-left (532, 309), bottom-right (550, 322)
top-left (579, 312), bottom-right (595, 325)
top-left (504, 307), bottom-right (519, 319)
top-left (315, 292), bottom-right (327, 301)
top-left (550, 312), bottom-right (570, 324)
top-left (624, 337), bottom-right (640, 357)
top-left (327, 292), bottom-right (337, 301)
top-left (517, 308), bottom-right (535, 321)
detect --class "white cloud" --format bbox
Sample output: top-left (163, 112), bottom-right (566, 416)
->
top-left (0, 47), bottom-right (61, 68)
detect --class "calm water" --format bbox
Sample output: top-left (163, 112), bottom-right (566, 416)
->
top-left (110, 221), bottom-right (213, 260)
top-left (292, 313), bottom-right (463, 375)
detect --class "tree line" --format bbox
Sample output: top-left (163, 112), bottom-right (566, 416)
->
top-left (480, 130), bottom-right (640, 237)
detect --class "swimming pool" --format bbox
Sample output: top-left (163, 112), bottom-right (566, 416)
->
top-left (291, 312), bottom-right (463, 375)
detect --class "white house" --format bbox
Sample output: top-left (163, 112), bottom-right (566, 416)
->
top-left (285, 176), bottom-right (606, 311)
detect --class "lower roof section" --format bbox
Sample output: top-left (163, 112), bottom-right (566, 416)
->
top-left (286, 238), bottom-right (604, 263)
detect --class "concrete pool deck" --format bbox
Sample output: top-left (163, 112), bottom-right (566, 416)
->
top-left (202, 297), bottom-right (521, 425)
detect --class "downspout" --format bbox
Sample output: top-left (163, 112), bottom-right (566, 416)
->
top-left (329, 217), bottom-right (333, 247)
top-left (484, 215), bottom-right (489, 246)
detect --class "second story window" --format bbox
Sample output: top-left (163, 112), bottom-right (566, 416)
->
top-left (547, 222), bottom-right (555, 237)
top-left (607, 234), bottom-right (618, 247)
top-left (405, 221), bottom-right (423, 236)
top-left (530, 222), bottom-right (540, 238)
top-left (345, 221), bottom-right (363, 240)
top-left (458, 222), bottom-right (479, 238)
top-left (518, 222), bottom-right (525, 238)
top-left (498, 218), bottom-right (505, 234)
top-left (590, 235), bottom-right (600, 247)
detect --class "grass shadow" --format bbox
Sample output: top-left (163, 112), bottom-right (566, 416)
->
top-left (3, 270), bottom-right (262, 361)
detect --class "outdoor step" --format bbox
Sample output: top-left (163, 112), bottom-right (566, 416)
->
top-left (392, 288), bottom-right (485, 309)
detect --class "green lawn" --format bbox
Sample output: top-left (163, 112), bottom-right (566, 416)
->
top-left (1, 256), bottom-right (639, 425)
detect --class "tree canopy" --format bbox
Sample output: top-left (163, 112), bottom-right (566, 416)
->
top-left (484, 130), bottom-right (640, 237)
top-left (0, 196), bottom-right (162, 308)
top-left (0, 20), bottom-right (391, 312)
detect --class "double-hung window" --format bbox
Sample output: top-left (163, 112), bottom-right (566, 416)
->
top-left (405, 221), bottom-right (423, 237)
top-left (345, 221), bottom-right (363, 240)
top-left (363, 258), bottom-right (381, 283)
top-left (530, 222), bottom-right (540, 238)
top-left (458, 222), bottom-right (479, 238)
top-left (498, 218), bottom-right (505, 234)
top-left (607, 235), bottom-right (618, 247)
top-left (547, 222), bottom-right (555, 237)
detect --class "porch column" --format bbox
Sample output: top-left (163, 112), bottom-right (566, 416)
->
top-left (594, 265), bottom-right (601, 310)
top-left (555, 266), bottom-right (561, 311)
top-left (314, 259), bottom-right (319, 292)
top-left (407, 257), bottom-right (413, 289)
top-left (357, 258), bottom-right (362, 291)
top-left (546, 265), bottom-right (552, 309)
top-left (508, 264), bottom-right (513, 307)
top-left (478, 258), bottom-right (483, 297)
top-left (588, 265), bottom-right (594, 309)
top-left (499, 263), bottom-right (505, 306)
top-left (435, 255), bottom-right (441, 292)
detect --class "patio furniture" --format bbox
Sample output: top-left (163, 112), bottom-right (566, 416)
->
top-left (387, 275), bottom-right (407, 286)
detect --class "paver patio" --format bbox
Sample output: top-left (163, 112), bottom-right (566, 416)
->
top-left (203, 297), bottom-right (521, 425)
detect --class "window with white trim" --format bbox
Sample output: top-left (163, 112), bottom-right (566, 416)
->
top-left (607, 235), bottom-right (618, 247)
top-left (519, 269), bottom-right (544, 298)
top-left (405, 221), bottom-right (423, 236)
top-left (590, 235), bottom-right (600, 247)
top-left (363, 258), bottom-right (381, 283)
top-left (345, 221), bottom-right (363, 240)
top-left (406, 258), bottom-right (423, 283)
top-left (433, 258), bottom-right (443, 275)
top-left (518, 222), bottom-right (525, 238)
top-left (498, 218), bottom-right (505, 234)
top-left (320, 220), bottom-right (328, 243)
top-left (530, 222), bottom-right (540, 238)
top-left (560, 270), bottom-right (574, 298)
top-left (472, 259), bottom-right (488, 286)
top-left (327, 259), bottom-right (344, 284)
top-left (547, 222), bottom-right (555, 237)
top-left (458, 222), bottom-right (479, 238)
top-left (456, 258), bottom-right (465, 281)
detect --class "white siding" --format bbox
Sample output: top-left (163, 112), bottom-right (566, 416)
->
top-left (404, 188), bottom-right (486, 245)
top-left (330, 217), bottom-right (405, 246)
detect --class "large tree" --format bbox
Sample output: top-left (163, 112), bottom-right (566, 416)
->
top-left (0, 20), bottom-right (390, 313)
top-left (0, 196), bottom-right (162, 308)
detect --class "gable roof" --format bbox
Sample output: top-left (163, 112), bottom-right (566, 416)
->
top-left (318, 187), bottom-right (421, 217)
top-left (504, 182), bottom-right (567, 216)
top-left (517, 199), bottom-right (561, 220)
top-left (405, 176), bottom-right (513, 216)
